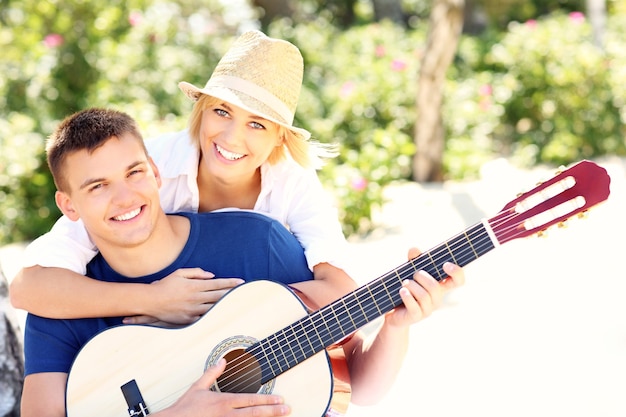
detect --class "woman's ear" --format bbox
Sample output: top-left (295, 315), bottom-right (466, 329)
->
top-left (55, 191), bottom-right (80, 221)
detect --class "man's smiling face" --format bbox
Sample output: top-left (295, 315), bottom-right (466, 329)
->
top-left (55, 132), bottom-right (163, 251)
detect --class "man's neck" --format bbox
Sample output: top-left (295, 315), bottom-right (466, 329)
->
top-left (97, 214), bottom-right (190, 278)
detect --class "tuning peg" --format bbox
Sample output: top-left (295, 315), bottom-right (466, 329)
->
top-left (555, 165), bottom-right (566, 175)
top-left (536, 230), bottom-right (548, 238)
top-left (577, 210), bottom-right (588, 219)
top-left (558, 220), bottom-right (568, 228)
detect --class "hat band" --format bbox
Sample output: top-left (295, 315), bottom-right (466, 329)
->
top-left (207, 75), bottom-right (294, 125)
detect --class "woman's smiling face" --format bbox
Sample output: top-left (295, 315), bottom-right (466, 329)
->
top-left (198, 101), bottom-right (282, 182)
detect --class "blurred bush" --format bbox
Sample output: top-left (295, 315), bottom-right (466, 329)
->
top-left (271, 21), bottom-right (421, 236)
top-left (1, 2), bottom-right (625, 243)
top-left (445, 12), bottom-right (626, 174)
top-left (0, 0), bottom-right (237, 244)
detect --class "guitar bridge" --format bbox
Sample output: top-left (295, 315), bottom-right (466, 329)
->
top-left (121, 379), bottom-right (150, 416)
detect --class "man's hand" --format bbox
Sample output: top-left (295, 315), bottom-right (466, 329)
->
top-left (123, 268), bottom-right (244, 325)
top-left (155, 359), bottom-right (290, 417)
top-left (384, 247), bottom-right (465, 328)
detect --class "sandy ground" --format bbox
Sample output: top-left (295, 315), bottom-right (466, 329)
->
top-left (2, 157), bottom-right (625, 416)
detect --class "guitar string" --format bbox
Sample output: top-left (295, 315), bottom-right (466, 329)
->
top-left (218, 202), bottom-right (574, 393)
top-left (219, 197), bottom-right (587, 393)
top-left (217, 206), bottom-right (541, 393)
top-left (218, 229), bottom-right (495, 393)
top-left (143, 197), bottom-right (580, 402)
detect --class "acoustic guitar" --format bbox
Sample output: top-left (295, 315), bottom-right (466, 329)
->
top-left (66, 160), bottom-right (611, 417)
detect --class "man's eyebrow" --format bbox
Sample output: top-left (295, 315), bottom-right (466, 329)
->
top-left (78, 160), bottom-right (146, 190)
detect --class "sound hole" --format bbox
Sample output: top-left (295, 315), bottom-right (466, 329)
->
top-left (216, 348), bottom-right (262, 393)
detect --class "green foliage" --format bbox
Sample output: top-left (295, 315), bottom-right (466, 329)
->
top-left (447, 12), bottom-right (626, 169)
top-left (1, 2), bottom-right (625, 243)
top-left (494, 14), bottom-right (623, 164)
top-left (479, 0), bottom-right (585, 29)
top-left (0, 0), bottom-right (244, 244)
top-left (0, 113), bottom-right (57, 243)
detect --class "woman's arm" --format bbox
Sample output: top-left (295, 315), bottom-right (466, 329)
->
top-left (10, 212), bottom-right (241, 322)
top-left (10, 215), bottom-right (101, 316)
top-left (289, 262), bottom-right (358, 308)
top-left (10, 266), bottom-right (240, 323)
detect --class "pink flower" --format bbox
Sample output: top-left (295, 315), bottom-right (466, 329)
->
top-left (525, 19), bottom-right (537, 29)
top-left (129, 11), bottom-right (143, 26)
top-left (478, 84), bottom-right (492, 96)
top-left (351, 177), bottom-right (368, 192)
top-left (375, 45), bottom-right (386, 58)
top-left (340, 81), bottom-right (355, 99)
top-left (390, 59), bottom-right (407, 71)
top-left (43, 34), bottom-right (64, 48)
top-left (569, 11), bottom-right (585, 24)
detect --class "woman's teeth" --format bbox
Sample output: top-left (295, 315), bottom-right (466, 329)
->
top-left (216, 144), bottom-right (244, 161)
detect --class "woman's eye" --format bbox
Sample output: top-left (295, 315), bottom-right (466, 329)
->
top-left (215, 108), bottom-right (229, 117)
top-left (251, 121), bottom-right (265, 130)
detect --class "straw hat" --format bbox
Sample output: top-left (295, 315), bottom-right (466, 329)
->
top-left (178, 30), bottom-right (311, 139)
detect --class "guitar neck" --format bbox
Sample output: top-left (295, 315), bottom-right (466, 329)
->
top-left (250, 160), bottom-right (612, 383)
top-left (252, 221), bottom-right (496, 383)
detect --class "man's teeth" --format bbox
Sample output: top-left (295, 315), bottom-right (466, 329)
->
top-left (113, 208), bottom-right (141, 221)
top-left (216, 144), bottom-right (244, 161)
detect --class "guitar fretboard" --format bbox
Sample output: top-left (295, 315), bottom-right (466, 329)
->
top-left (251, 221), bottom-right (496, 383)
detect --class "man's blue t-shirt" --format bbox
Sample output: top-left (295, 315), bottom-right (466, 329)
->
top-left (24, 211), bottom-right (314, 376)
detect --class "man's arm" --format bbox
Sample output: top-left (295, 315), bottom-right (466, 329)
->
top-left (10, 266), bottom-right (242, 323)
top-left (21, 373), bottom-right (67, 417)
top-left (344, 259), bottom-right (465, 405)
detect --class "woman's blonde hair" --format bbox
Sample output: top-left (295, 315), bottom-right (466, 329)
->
top-left (188, 94), bottom-right (336, 169)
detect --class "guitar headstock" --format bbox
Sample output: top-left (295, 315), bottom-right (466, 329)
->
top-left (488, 160), bottom-right (611, 245)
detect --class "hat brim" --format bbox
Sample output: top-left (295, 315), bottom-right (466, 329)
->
top-left (178, 81), bottom-right (311, 140)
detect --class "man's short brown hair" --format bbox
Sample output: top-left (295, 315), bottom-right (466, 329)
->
top-left (46, 108), bottom-right (147, 192)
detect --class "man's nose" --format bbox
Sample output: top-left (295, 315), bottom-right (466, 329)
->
top-left (111, 182), bottom-right (135, 205)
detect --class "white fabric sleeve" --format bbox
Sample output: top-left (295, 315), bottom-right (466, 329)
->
top-left (21, 216), bottom-right (97, 275)
top-left (285, 169), bottom-right (349, 271)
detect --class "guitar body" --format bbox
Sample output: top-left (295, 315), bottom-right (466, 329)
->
top-left (66, 281), bottom-right (334, 417)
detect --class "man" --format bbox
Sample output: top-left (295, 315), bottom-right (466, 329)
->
top-left (21, 109), bottom-right (464, 417)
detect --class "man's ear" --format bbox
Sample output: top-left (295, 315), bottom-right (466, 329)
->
top-left (55, 190), bottom-right (80, 221)
top-left (148, 156), bottom-right (162, 188)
